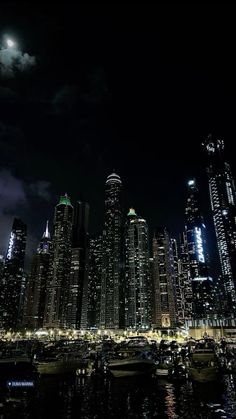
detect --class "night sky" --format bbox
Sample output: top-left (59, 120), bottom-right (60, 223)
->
top-left (0, 3), bottom-right (236, 274)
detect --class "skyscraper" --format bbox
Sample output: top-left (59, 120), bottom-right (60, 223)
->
top-left (0, 255), bottom-right (4, 284)
top-left (125, 208), bottom-right (150, 329)
top-left (0, 218), bottom-right (27, 330)
top-left (203, 135), bottom-right (236, 313)
top-left (100, 172), bottom-right (122, 329)
top-left (87, 233), bottom-right (103, 329)
top-left (152, 228), bottom-right (176, 328)
top-left (24, 221), bottom-right (51, 329)
top-left (171, 238), bottom-right (185, 325)
top-left (66, 201), bottom-right (90, 329)
top-left (185, 179), bottom-right (213, 318)
top-left (44, 194), bottom-right (73, 328)
top-left (179, 230), bottom-right (193, 321)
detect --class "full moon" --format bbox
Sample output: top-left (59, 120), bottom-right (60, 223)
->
top-left (6, 39), bottom-right (15, 48)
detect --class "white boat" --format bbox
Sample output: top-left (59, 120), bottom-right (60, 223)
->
top-left (108, 357), bottom-right (155, 378)
top-left (107, 343), bottom-right (155, 378)
top-left (155, 356), bottom-right (172, 377)
top-left (187, 341), bottom-right (220, 383)
top-left (35, 353), bottom-right (92, 375)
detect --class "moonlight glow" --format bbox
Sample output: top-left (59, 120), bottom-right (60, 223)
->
top-left (6, 39), bottom-right (15, 48)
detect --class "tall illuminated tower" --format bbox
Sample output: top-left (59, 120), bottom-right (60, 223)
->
top-left (171, 238), bottom-right (185, 325)
top-left (44, 194), bottom-right (73, 328)
top-left (179, 230), bottom-right (193, 320)
top-left (203, 135), bottom-right (236, 313)
top-left (100, 172), bottom-right (122, 329)
top-left (66, 201), bottom-right (90, 329)
top-left (185, 179), bottom-right (213, 317)
top-left (125, 208), bottom-right (150, 329)
top-left (24, 221), bottom-right (51, 329)
top-left (0, 255), bottom-right (4, 277)
top-left (0, 218), bottom-right (27, 329)
top-left (152, 228), bottom-right (176, 328)
top-left (87, 233), bottom-right (103, 329)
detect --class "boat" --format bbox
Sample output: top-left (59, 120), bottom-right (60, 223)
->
top-left (168, 360), bottom-right (187, 381)
top-left (155, 354), bottom-right (173, 377)
top-left (107, 350), bottom-right (156, 378)
top-left (187, 340), bottom-right (220, 383)
top-left (34, 352), bottom-right (92, 375)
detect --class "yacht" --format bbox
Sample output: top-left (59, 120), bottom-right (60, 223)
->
top-left (187, 340), bottom-right (220, 383)
top-left (107, 349), bottom-right (156, 378)
top-left (34, 351), bottom-right (92, 375)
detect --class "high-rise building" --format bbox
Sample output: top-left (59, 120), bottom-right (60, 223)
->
top-left (24, 221), bottom-right (51, 329)
top-left (87, 234), bottom-right (103, 329)
top-left (171, 238), bottom-right (185, 325)
top-left (0, 218), bottom-right (27, 330)
top-left (0, 255), bottom-right (4, 277)
top-left (66, 201), bottom-right (90, 330)
top-left (125, 208), bottom-right (150, 329)
top-left (152, 228), bottom-right (176, 328)
top-left (100, 172), bottom-right (122, 329)
top-left (149, 256), bottom-right (155, 325)
top-left (185, 179), bottom-right (213, 318)
top-left (203, 135), bottom-right (236, 313)
top-left (44, 194), bottom-right (73, 328)
top-left (179, 230), bottom-right (193, 321)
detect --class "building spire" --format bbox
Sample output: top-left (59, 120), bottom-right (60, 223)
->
top-left (43, 220), bottom-right (50, 239)
top-left (127, 208), bottom-right (137, 217)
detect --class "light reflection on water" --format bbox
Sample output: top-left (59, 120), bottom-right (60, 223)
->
top-left (1, 375), bottom-right (236, 418)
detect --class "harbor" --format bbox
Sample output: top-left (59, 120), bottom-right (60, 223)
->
top-left (0, 332), bottom-right (236, 417)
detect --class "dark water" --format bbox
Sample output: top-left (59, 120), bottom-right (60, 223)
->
top-left (1, 375), bottom-right (236, 418)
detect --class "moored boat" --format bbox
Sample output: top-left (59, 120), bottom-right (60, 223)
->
top-left (187, 340), bottom-right (220, 383)
top-left (107, 353), bottom-right (155, 378)
top-left (34, 352), bottom-right (92, 375)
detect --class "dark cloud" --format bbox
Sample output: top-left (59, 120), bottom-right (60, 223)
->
top-left (0, 169), bottom-right (27, 255)
top-left (28, 180), bottom-right (51, 201)
top-left (52, 85), bottom-right (80, 115)
top-left (0, 45), bottom-right (36, 78)
top-left (0, 123), bottom-right (25, 168)
top-left (0, 169), bottom-right (52, 257)
top-left (83, 67), bottom-right (109, 105)
top-left (0, 86), bottom-right (18, 104)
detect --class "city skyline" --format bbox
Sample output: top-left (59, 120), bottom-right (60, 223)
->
top-left (0, 148), bottom-right (231, 281)
top-left (1, 4), bottom-right (236, 417)
top-left (1, 3), bottom-right (236, 330)
top-left (1, 136), bottom-right (236, 332)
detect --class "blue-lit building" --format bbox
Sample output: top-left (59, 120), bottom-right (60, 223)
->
top-left (0, 218), bottom-right (27, 329)
top-left (185, 179), bottom-right (213, 318)
top-left (203, 135), bottom-right (236, 314)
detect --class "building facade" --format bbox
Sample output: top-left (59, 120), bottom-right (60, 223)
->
top-left (0, 218), bottom-right (27, 330)
top-left (66, 201), bottom-right (90, 329)
top-left (24, 221), bottom-right (51, 329)
top-left (203, 135), bottom-right (236, 313)
top-left (100, 173), bottom-right (122, 329)
top-left (185, 179), bottom-right (213, 318)
top-left (179, 230), bottom-right (193, 321)
top-left (171, 238), bottom-right (185, 325)
top-left (87, 234), bottom-right (103, 329)
top-left (44, 194), bottom-right (73, 328)
top-left (152, 228), bottom-right (176, 328)
top-left (125, 208), bottom-right (150, 329)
